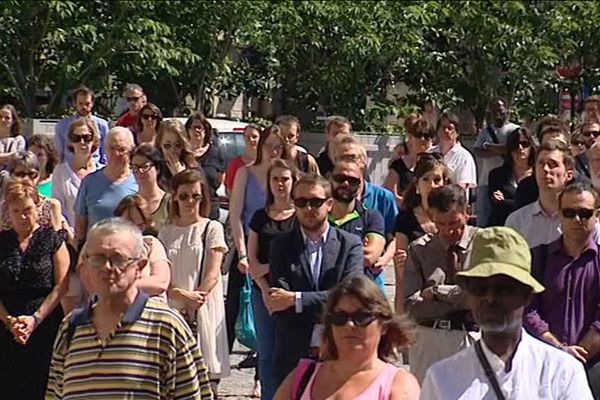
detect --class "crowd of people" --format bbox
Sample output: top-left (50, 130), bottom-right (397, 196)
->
top-left (1, 83), bottom-right (600, 399)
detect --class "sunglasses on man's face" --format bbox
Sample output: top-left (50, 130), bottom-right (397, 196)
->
top-left (561, 207), bottom-right (596, 220)
top-left (13, 170), bottom-right (39, 180)
top-left (293, 197), bottom-right (327, 209)
top-left (126, 96), bottom-right (141, 103)
top-left (68, 133), bottom-right (94, 143)
top-left (331, 174), bottom-right (361, 187)
top-left (582, 130), bottom-right (600, 138)
top-left (328, 311), bottom-right (379, 327)
top-left (141, 114), bottom-right (158, 121)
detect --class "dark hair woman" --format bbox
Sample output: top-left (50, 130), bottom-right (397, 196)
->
top-left (247, 159), bottom-right (299, 399)
top-left (392, 154), bottom-right (453, 313)
top-left (27, 134), bottom-right (59, 198)
top-left (0, 104), bottom-right (26, 173)
top-left (274, 275), bottom-right (420, 400)
top-left (488, 127), bottom-right (535, 226)
top-left (136, 103), bottom-right (163, 145)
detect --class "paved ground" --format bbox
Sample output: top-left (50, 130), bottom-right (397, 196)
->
top-left (219, 264), bottom-right (398, 399)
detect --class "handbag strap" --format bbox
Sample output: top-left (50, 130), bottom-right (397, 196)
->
top-left (474, 341), bottom-right (506, 400)
top-left (188, 220), bottom-right (214, 319)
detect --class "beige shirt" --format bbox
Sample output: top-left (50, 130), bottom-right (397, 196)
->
top-left (403, 225), bottom-right (479, 322)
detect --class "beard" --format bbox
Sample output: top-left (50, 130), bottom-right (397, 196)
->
top-left (299, 212), bottom-right (328, 232)
top-left (332, 186), bottom-right (358, 203)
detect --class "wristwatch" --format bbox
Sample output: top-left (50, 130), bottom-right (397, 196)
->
top-left (482, 141), bottom-right (490, 150)
top-left (32, 312), bottom-right (43, 328)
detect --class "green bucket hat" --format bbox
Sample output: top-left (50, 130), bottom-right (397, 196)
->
top-left (456, 226), bottom-right (545, 293)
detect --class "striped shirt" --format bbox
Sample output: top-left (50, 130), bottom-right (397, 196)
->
top-left (45, 291), bottom-right (213, 399)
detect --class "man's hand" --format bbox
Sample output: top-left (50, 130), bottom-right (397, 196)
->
top-left (421, 286), bottom-right (435, 300)
top-left (267, 288), bottom-right (295, 313)
top-left (492, 190), bottom-right (505, 202)
top-left (563, 345), bottom-right (589, 363)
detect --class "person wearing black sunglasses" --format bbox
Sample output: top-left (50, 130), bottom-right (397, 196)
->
top-left (116, 83), bottom-right (146, 135)
top-left (268, 174), bottom-right (363, 388)
top-left (329, 160), bottom-right (386, 282)
top-left (524, 182), bottom-right (600, 396)
top-left (135, 103), bottom-right (162, 145)
top-left (273, 275), bottom-right (420, 400)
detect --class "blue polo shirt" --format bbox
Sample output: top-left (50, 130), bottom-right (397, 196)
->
top-left (361, 182), bottom-right (398, 237)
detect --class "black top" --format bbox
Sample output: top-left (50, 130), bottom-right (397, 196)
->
top-left (393, 208), bottom-right (425, 243)
top-left (316, 147), bottom-right (334, 177)
top-left (0, 227), bottom-right (64, 315)
top-left (488, 162), bottom-right (518, 226)
top-left (249, 208), bottom-right (297, 264)
top-left (197, 144), bottom-right (226, 220)
top-left (389, 157), bottom-right (414, 194)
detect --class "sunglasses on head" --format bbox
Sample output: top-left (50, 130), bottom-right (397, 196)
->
top-left (328, 311), bottom-right (379, 327)
top-left (141, 114), bottom-right (158, 121)
top-left (126, 96), bottom-right (141, 103)
top-left (178, 193), bottom-right (203, 202)
top-left (561, 207), bottom-right (595, 220)
top-left (332, 174), bottom-right (361, 187)
top-left (13, 170), bottom-right (39, 179)
top-left (68, 133), bottom-right (94, 143)
top-left (582, 130), bottom-right (600, 138)
top-left (294, 197), bottom-right (327, 208)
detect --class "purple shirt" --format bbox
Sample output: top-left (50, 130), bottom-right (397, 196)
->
top-left (525, 236), bottom-right (600, 344)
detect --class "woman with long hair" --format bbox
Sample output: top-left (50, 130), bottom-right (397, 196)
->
top-left (247, 159), bottom-right (299, 399)
top-left (393, 154), bottom-right (453, 313)
top-left (186, 112), bottom-right (226, 220)
top-left (27, 134), bottom-right (59, 198)
top-left (0, 104), bottom-right (26, 171)
top-left (225, 124), bottom-right (262, 194)
top-left (52, 118), bottom-right (102, 227)
top-left (130, 143), bottom-right (171, 231)
top-left (384, 118), bottom-right (435, 207)
top-left (115, 195), bottom-right (170, 301)
top-left (159, 169), bottom-right (230, 396)
top-left (488, 127), bottom-right (535, 226)
top-left (274, 275), bottom-right (420, 400)
top-left (135, 103), bottom-right (162, 145)
top-left (155, 119), bottom-right (198, 190)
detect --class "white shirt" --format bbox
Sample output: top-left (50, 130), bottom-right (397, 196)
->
top-left (474, 122), bottom-right (519, 186)
top-left (504, 200), bottom-right (561, 248)
top-left (51, 161), bottom-right (100, 226)
top-left (420, 329), bottom-right (593, 400)
top-left (430, 143), bottom-right (477, 188)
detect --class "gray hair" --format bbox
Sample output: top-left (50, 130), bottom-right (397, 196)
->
top-left (106, 126), bottom-right (135, 148)
top-left (123, 83), bottom-right (143, 95)
top-left (86, 217), bottom-right (145, 258)
top-left (8, 150), bottom-right (40, 173)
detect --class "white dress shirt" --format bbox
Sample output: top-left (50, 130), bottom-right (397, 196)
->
top-left (504, 200), bottom-right (561, 248)
top-left (430, 143), bottom-right (477, 188)
top-left (420, 329), bottom-right (593, 400)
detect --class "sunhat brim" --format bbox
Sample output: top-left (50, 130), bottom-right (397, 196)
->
top-left (457, 261), bottom-right (544, 293)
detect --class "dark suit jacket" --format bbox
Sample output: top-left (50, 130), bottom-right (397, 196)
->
top-left (269, 224), bottom-right (363, 384)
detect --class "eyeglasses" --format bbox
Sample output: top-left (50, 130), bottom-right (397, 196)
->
top-left (178, 193), bottom-right (203, 202)
top-left (328, 311), bottom-right (379, 327)
top-left (130, 162), bottom-right (154, 174)
top-left (162, 143), bottom-right (182, 151)
top-left (126, 96), bottom-right (141, 103)
top-left (294, 197), bottom-right (327, 208)
top-left (13, 170), bottom-right (39, 180)
top-left (582, 130), bottom-right (600, 138)
top-left (85, 254), bottom-right (140, 271)
top-left (561, 207), bottom-right (595, 220)
top-left (517, 140), bottom-right (531, 148)
top-left (413, 133), bottom-right (434, 140)
top-left (332, 174), bottom-right (361, 187)
top-left (68, 133), bottom-right (94, 143)
top-left (141, 114), bottom-right (158, 121)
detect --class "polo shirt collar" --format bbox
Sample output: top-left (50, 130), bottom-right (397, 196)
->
top-left (78, 290), bottom-right (149, 325)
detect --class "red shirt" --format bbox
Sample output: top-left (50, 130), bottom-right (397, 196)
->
top-left (225, 156), bottom-right (246, 192)
top-left (116, 112), bottom-right (138, 134)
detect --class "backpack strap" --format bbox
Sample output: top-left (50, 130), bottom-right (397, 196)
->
top-left (293, 358), bottom-right (317, 400)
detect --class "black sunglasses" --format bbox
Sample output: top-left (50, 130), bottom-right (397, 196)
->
top-left (561, 207), bottom-right (595, 220)
top-left (126, 96), bottom-right (141, 103)
top-left (332, 174), bottom-right (361, 187)
top-left (517, 140), bottom-right (531, 148)
top-left (582, 130), bottom-right (600, 138)
top-left (68, 133), bottom-right (94, 143)
top-left (294, 197), bottom-right (327, 208)
top-left (141, 114), bottom-right (158, 121)
top-left (412, 132), bottom-right (434, 140)
top-left (178, 193), bottom-right (203, 202)
top-left (13, 170), bottom-right (39, 180)
top-left (328, 311), bottom-right (379, 327)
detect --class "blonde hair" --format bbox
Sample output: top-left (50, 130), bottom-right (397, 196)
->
top-left (4, 178), bottom-right (40, 206)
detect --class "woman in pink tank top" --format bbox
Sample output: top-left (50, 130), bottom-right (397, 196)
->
top-left (274, 275), bottom-right (420, 400)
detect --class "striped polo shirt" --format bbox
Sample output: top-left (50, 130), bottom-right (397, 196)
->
top-left (45, 291), bottom-right (213, 399)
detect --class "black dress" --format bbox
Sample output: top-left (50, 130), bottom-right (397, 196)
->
top-left (488, 163), bottom-right (518, 226)
top-left (389, 157), bottom-right (414, 195)
top-left (197, 144), bottom-right (226, 221)
top-left (0, 227), bottom-right (65, 400)
top-left (393, 208), bottom-right (426, 243)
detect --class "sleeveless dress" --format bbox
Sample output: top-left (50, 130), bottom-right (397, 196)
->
top-left (242, 170), bottom-right (266, 234)
top-left (300, 362), bottom-right (400, 400)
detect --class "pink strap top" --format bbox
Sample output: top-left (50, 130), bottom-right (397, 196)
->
top-left (300, 362), bottom-right (399, 400)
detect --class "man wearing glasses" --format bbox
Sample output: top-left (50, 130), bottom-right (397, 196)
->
top-left (525, 182), bottom-right (600, 396)
top-left (46, 218), bottom-right (214, 399)
top-left (116, 83), bottom-right (146, 135)
top-left (55, 85), bottom-right (108, 164)
top-left (267, 174), bottom-right (363, 387)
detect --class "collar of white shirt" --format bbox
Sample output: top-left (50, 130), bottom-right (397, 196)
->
top-left (300, 224), bottom-right (330, 246)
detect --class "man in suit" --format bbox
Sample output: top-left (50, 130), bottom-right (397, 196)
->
top-left (268, 174), bottom-right (363, 387)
